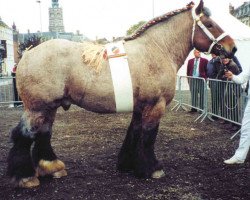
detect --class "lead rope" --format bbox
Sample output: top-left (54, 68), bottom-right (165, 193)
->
top-left (223, 79), bottom-right (240, 110)
top-left (223, 64), bottom-right (240, 110)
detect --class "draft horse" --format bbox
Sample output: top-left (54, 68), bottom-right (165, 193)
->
top-left (7, 0), bottom-right (237, 188)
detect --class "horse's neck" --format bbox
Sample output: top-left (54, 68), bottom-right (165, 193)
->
top-left (139, 11), bottom-right (193, 70)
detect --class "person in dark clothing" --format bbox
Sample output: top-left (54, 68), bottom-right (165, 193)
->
top-left (232, 55), bottom-right (242, 74)
top-left (214, 57), bottom-right (241, 129)
top-left (215, 58), bottom-right (240, 80)
top-left (187, 49), bottom-right (208, 112)
top-left (206, 54), bottom-right (218, 79)
top-left (206, 54), bottom-right (221, 118)
top-left (11, 63), bottom-right (22, 107)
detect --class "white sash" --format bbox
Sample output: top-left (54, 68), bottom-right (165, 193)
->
top-left (105, 41), bottom-right (134, 112)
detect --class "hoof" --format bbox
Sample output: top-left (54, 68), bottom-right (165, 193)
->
top-left (11, 177), bottom-right (40, 188)
top-left (53, 169), bottom-right (67, 179)
top-left (151, 170), bottom-right (165, 179)
top-left (37, 159), bottom-right (66, 177)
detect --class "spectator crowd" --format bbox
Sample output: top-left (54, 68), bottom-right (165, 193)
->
top-left (186, 49), bottom-right (250, 165)
top-left (186, 49), bottom-right (244, 131)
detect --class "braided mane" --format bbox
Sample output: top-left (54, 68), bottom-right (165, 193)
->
top-left (124, 2), bottom-right (194, 41)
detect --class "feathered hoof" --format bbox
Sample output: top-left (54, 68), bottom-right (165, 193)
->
top-left (11, 176), bottom-right (40, 188)
top-left (37, 159), bottom-right (66, 177)
top-left (151, 169), bottom-right (165, 179)
top-left (53, 169), bottom-right (67, 178)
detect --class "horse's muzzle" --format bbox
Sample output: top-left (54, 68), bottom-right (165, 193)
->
top-left (218, 45), bottom-right (237, 59)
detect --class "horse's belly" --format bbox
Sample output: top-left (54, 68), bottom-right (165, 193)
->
top-left (80, 93), bottom-right (117, 113)
top-left (77, 66), bottom-right (134, 113)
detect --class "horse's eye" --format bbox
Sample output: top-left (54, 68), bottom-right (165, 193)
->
top-left (206, 23), bottom-right (213, 28)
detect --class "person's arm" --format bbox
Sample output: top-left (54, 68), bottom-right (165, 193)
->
top-left (233, 73), bottom-right (249, 84)
top-left (187, 60), bottom-right (191, 76)
top-left (205, 59), bottom-right (208, 78)
top-left (225, 69), bottom-right (250, 84)
top-left (199, 58), bottom-right (208, 79)
top-left (228, 60), bottom-right (240, 75)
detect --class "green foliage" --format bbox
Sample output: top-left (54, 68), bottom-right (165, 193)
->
top-left (18, 34), bottom-right (42, 58)
top-left (126, 21), bottom-right (146, 36)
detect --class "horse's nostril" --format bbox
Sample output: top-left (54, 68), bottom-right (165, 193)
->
top-left (232, 46), bottom-right (237, 54)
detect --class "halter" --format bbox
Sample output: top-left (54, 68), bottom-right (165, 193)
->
top-left (191, 7), bottom-right (228, 54)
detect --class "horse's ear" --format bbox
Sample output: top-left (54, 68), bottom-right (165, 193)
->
top-left (195, 0), bottom-right (204, 15)
top-left (186, 1), bottom-right (195, 9)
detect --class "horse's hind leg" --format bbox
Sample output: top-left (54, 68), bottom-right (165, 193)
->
top-left (32, 110), bottom-right (67, 179)
top-left (7, 109), bottom-right (66, 188)
top-left (7, 115), bottom-right (39, 188)
top-left (32, 133), bottom-right (67, 178)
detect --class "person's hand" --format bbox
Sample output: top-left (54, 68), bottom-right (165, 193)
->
top-left (224, 70), bottom-right (233, 80)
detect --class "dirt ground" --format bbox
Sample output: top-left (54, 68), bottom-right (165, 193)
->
top-left (0, 104), bottom-right (249, 200)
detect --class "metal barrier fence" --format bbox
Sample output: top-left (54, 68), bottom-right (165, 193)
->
top-left (173, 76), bottom-right (208, 122)
top-left (173, 76), bottom-right (247, 139)
top-left (0, 76), bottom-right (22, 107)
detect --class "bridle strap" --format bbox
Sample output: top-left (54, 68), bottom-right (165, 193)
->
top-left (191, 7), bottom-right (228, 54)
top-left (207, 32), bottom-right (228, 54)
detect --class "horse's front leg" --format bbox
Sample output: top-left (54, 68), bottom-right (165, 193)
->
top-left (32, 110), bottom-right (67, 179)
top-left (117, 110), bottom-right (142, 172)
top-left (118, 98), bottom-right (166, 179)
top-left (134, 99), bottom-right (166, 179)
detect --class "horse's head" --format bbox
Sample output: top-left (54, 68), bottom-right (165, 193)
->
top-left (191, 0), bottom-right (237, 58)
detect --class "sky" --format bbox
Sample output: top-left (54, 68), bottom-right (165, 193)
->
top-left (0, 0), bottom-right (248, 40)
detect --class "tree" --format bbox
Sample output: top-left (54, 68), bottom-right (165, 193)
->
top-left (126, 21), bottom-right (146, 36)
top-left (18, 34), bottom-right (42, 58)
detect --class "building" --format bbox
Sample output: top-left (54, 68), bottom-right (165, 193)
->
top-left (0, 17), bottom-right (14, 76)
top-left (0, 0), bottom-right (89, 76)
top-left (18, 30), bottom-right (88, 44)
top-left (230, 1), bottom-right (250, 27)
top-left (18, 0), bottom-right (88, 44)
top-left (49, 0), bottom-right (65, 33)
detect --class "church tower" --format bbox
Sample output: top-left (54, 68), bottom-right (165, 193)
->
top-left (49, 0), bottom-right (65, 33)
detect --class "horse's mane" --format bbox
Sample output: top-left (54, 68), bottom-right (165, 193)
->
top-left (82, 42), bottom-right (105, 72)
top-left (124, 2), bottom-right (194, 41)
